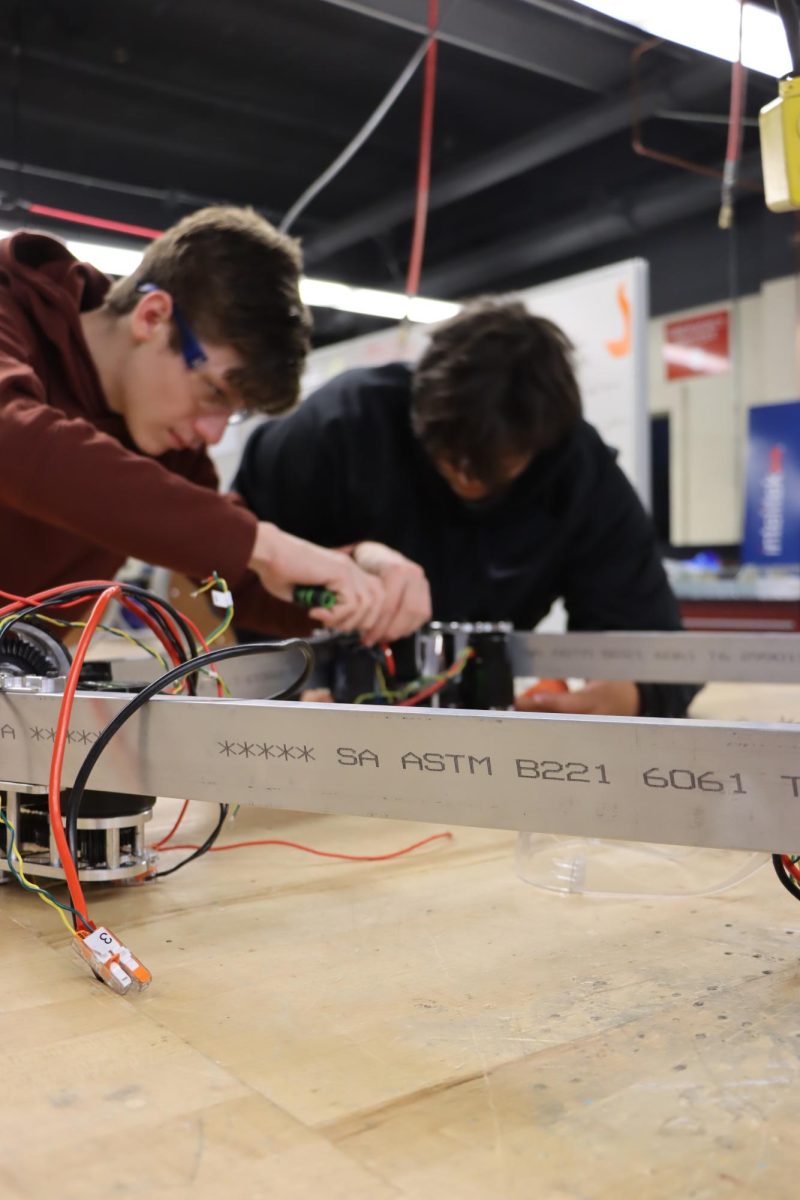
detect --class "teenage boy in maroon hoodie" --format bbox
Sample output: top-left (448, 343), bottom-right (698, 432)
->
top-left (0, 206), bottom-right (429, 643)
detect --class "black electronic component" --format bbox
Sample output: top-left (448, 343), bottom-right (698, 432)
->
top-left (322, 622), bottom-right (516, 709)
top-left (328, 634), bottom-right (388, 703)
top-left (0, 788), bottom-right (157, 882)
top-left (0, 621), bottom-right (71, 677)
top-left (459, 627), bottom-right (515, 710)
top-left (77, 660), bottom-right (151, 694)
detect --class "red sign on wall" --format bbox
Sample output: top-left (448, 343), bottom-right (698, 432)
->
top-left (663, 309), bottom-right (730, 381)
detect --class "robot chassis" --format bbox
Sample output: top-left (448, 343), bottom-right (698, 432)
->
top-left (2, 621), bottom-right (800, 885)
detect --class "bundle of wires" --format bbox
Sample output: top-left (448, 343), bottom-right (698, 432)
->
top-left (0, 806), bottom-right (89, 934)
top-left (354, 645), bottom-right (474, 707)
top-left (64, 636), bottom-right (314, 894)
top-left (772, 854), bottom-right (800, 902)
top-left (0, 577), bottom-right (313, 935)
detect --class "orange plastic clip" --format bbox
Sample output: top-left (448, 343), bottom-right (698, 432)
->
top-left (73, 926), bottom-right (152, 995)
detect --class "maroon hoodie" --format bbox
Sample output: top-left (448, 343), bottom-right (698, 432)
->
top-left (0, 232), bottom-right (308, 635)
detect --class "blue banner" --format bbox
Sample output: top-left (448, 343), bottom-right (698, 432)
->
top-left (743, 400), bottom-right (800, 564)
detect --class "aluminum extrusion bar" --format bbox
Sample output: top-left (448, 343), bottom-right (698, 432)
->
top-left (105, 631), bottom-right (800, 696)
top-left (506, 630), bottom-right (800, 685)
top-left (104, 648), bottom-right (306, 697)
top-left (1, 689), bottom-right (799, 853)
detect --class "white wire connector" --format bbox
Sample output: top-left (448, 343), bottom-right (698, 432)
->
top-left (73, 926), bottom-right (152, 995)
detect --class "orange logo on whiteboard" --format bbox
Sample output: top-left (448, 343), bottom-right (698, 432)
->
top-left (605, 283), bottom-right (631, 358)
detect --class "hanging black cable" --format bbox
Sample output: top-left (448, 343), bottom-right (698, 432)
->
top-left (65, 639), bottom-right (314, 882)
top-left (152, 804), bottom-right (230, 879)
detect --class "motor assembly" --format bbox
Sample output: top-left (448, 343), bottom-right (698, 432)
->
top-left (0, 620), bottom-right (155, 885)
top-left (321, 620), bottom-right (516, 709)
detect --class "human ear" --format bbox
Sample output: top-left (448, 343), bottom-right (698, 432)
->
top-left (129, 288), bottom-right (173, 345)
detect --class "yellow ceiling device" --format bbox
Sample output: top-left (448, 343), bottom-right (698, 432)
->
top-left (760, 75), bottom-right (800, 211)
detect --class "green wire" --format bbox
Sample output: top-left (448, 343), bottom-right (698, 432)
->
top-left (0, 808), bottom-right (90, 923)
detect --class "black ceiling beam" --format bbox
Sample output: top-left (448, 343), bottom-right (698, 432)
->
top-left (0, 39), bottom-right (335, 143)
top-left (314, 0), bottom-right (629, 91)
top-left (517, 0), bottom-right (648, 42)
top-left (3, 97), bottom-right (277, 185)
top-left (420, 150), bottom-right (764, 296)
top-left (302, 59), bottom-right (726, 266)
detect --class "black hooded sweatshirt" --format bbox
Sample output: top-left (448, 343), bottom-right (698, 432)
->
top-left (235, 362), bottom-right (698, 717)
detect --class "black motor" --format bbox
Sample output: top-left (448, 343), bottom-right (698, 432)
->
top-left (318, 621), bottom-right (515, 710)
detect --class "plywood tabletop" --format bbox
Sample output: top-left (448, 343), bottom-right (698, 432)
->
top-left (3, 759), bottom-right (800, 1200)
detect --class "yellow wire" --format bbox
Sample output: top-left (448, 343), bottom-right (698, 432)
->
top-left (191, 572), bottom-right (220, 598)
top-left (0, 586), bottom-right (233, 929)
top-left (354, 647), bottom-right (474, 704)
top-left (1, 810), bottom-right (76, 936)
top-left (2, 610), bottom-right (171, 673)
top-left (93, 624), bottom-right (168, 669)
top-left (375, 662), bottom-right (392, 700)
top-left (206, 606), bottom-right (234, 647)
top-left (199, 573), bottom-right (234, 647)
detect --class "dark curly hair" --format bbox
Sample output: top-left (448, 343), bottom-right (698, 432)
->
top-left (411, 297), bottom-right (582, 486)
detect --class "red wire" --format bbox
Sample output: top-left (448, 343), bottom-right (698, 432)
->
top-left (0, 579), bottom-right (164, 614)
top-left (143, 609), bottom-right (235, 848)
top-left (0, 578), bottom-right (221, 893)
top-left (398, 674), bottom-right (450, 707)
top-left (120, 598), bottom-right (182, 665)
top-left (398, 648), bottom-right (474, 707)
top-left (724, 56), bottom-right (746, 167)
top-left (153, 800), bottom-right (190, 850)
top-left (721, 0), bottom-right (747, 216)
top-left (49, 585), bottom-right (122, 929)
top-left (716, 7), bottom-right (748, 223)
top-left (157, 831), bottom-right (453, 861)
top-left (26, 203), bottom-right (163, 240)
top-left (405, 0), bottom-right (439, 299)
top-left (0, 582), bottom-right (189, 691)
top-left (782, 855), bottom-right (800, 885)
top-left (0, 580), bottom-right (219, 691)
top-left (0, 592), bottom-right (98, 616)
top-left (0, 581), bottom-right (120, 613)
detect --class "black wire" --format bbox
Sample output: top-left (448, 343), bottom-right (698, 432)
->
top-left (152, 803), bottom-right (230, 879)
top-left (123, 581), bottom-right (198, 665)
top-left (65, 639), bottom-right (314, 901)
top-left (1, 582), bottom-right (198, 691)
top-left (0, 808), bottom-right (92, 926)
top-left (775, 0), bottom-right (800, 75)
top-left (772, 853), bottom-right (800, 900)
top-left (1, 583), bottom-right (193, 664)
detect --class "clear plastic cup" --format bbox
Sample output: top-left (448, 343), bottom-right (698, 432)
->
top-left (515, 833), bottom-right (768, 898)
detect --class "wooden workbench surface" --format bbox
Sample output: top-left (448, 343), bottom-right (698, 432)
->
top-left (3, 685), bottom-right (800, 1198)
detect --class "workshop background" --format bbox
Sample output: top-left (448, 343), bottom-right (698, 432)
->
top-left (2, 1), bottom-right (796, 557)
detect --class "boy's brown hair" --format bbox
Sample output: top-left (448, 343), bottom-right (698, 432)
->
top-left (411, 297), bottom-right (582, 488)
top-left (104, 206), bottom-right (311, 415)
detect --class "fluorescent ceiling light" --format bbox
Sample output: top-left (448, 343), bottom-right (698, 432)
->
top-left (64, 238), bottom-right (145, 277)
top-left (299, 279), bottom-right (459, 322)
top-left (0, 225), bottom-right (458, 325)
top-left (570, 0), bottom-right (792, 77)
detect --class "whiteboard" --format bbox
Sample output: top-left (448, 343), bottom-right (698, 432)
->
top-left (299, 258), bottom-right (651, 503)
top-left (516, 259), bottom-right (650, 503)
